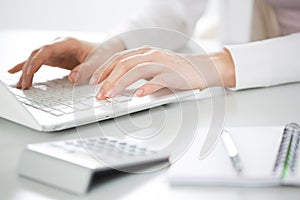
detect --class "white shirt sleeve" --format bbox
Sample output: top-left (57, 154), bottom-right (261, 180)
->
top-left (226, 33), bottom-right (300, 90)
top-left (119, 0), bottom-right (207, 50)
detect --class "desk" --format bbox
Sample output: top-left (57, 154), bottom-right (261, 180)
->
top-left (1, 31), bottom-right (300, 200)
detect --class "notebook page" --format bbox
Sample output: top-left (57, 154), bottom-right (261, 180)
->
top-left (168, 126), bottom-right (284, 186)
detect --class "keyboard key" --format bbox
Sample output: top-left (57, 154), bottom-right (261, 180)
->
top-left (50, 110), bottom-right (64, 116)
top-left (31, 103), bottom-right (43, 109)
top-left (23, 101), bottom-right (33, 106)
top-left (72, 103), bottom-right (90, 111)
top-left (16, 96), bottom-right (27, 102)
top-left (50, 104), bottom-right (69, 111)
top-left (106, 95), bottom-right (132, 103)
top-left (114, 95), bottom-right (132, 102)
top-left (94, 100), bottom-right (111, 107)
top-left (61, 107), bottom-right (74, 114)
top-left (6, 76), bottom-right (133, 117)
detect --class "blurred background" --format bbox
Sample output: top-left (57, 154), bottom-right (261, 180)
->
top-left (0, 0), bottom-right (220, 71)
top-left (0, 0), bottom-right (219, 37)
top-left (0, 0), bottom-right (147, 32)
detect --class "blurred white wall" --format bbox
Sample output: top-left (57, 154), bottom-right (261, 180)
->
top-left (0, 0), bottom-right (148, 32)
top-left (0, 0), bottom-right (220, 39)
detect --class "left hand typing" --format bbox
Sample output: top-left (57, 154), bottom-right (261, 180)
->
top-left (89, 46), bottom-right (235, 100)
top-left (89, 46), bottom-right (209, 100)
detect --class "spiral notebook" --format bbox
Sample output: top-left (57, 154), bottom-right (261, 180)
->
top-left (168, 123), bottom-right (300, 186)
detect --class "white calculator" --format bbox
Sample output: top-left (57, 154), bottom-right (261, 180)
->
top-left (18, 136), bottom-right (169, 194)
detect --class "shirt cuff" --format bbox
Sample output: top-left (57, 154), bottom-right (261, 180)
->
top-left (225, 42), bottom-right (273, 90)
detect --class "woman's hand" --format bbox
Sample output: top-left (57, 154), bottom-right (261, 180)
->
top-left (8, 36), bottom-right (126, 89)
top-left (89, 46), bottom-right (235, 100)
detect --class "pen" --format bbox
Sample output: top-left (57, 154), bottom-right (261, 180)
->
top-left (221, 129), bottom-right (243, 174)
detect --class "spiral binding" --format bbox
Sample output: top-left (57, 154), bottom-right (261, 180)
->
top-left (273, 123), bottom-right (300, 176)
top-left (289, 125), bottom-right (300, 172)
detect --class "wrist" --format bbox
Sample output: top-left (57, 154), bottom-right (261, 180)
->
top-left (209, 49), bottom-right (236, 88)
top-left (91, 36), bottom-right (126, 66)
top-left (182, 49), bottom-right (236, 90)
top-left (101, 36), bottom-right (126, 55)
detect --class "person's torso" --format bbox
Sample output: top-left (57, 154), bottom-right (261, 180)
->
top-left (266, 0), bottom-right (300, 35)
top-left (219, 0), bottom-right (300, 44)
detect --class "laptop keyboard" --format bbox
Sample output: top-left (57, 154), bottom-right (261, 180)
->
top-left (4, 76), bottom-right (132, 116)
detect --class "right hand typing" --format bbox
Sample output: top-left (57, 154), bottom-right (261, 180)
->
top-left (8, 36), bottom-right (125, 89)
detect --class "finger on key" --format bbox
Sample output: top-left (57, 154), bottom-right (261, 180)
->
top-left (99, 62), bottom-right (165, 98)
top-left (89, 46), bottom-right (152, 85)
top-left (21, 74), bottom-right (34, 89)
top-left (16, 48), bottom-right (40, 89)
top-left (68, 50), bottom-right (106, 83)
top-left (16, 61), bottom-right (32, 89)
top-left (102, 52), bottom-right (155, 94)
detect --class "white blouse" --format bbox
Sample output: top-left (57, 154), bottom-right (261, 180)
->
top-left (120, 0), bottom-right (300, 90)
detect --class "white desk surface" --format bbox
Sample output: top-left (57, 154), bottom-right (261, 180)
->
top-left (1, 30), bottom-right (300, 200)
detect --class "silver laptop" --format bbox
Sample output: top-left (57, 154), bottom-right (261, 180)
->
top-left (0, 68), bottom-right (207, 132)
top-left (0, 30), bottom-right (226, 132)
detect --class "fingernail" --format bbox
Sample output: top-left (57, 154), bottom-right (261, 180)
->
top-left (105, 88), bottom-right (114, 98)
top-left (135, 88), bottom-right (144, 97)
top-left (89, 76), bottom-right (97, 85)
top-left (69, 71), bottom-right (80, 83)
top-left (96, 89), bottom-right (104, 99)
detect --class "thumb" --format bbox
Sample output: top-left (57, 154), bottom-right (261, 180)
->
top-left (68, 64), bottom-right (87, 83)
top-left (68, 58), bottom-right (101, 83)
top-left (135, 81), bottom-right (164, 97)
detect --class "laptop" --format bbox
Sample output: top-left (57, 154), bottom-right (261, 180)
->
top-left (0, 67), bottom-right (209, 132)
top-left (0, 30), bottom-right (225, 132)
